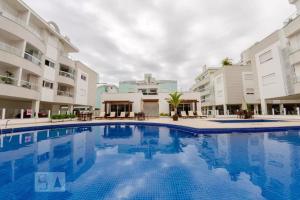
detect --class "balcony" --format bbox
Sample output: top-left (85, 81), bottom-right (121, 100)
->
top-left (56, 90), bottom-right (74, 104)
top-left (0, 41), bottom-right (22, 57)
top-left (57, 90), bottom-right (73, 97)
top-left (59, 71), bottom-right (74, 80)
top-left (24, 52), bottom-right (41, 66)
top-left (0, 74), bottom-right (39, 100)
top-left (289, 48), bottom-right (300, 65)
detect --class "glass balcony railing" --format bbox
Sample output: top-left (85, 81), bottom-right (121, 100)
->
top-left (0, 41), bottom-right (22, 56)
top-left (57, 90), bottom-right (73, 97)
top-left (20, 80), bottom-right (38, 91)
top-left (24, 52), bottom-right (41, 66)
top-left (59, 70), bottom-right (75, 80)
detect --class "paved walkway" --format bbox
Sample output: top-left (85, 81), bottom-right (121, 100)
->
top-left (2, 117), bottom-right (300, 130)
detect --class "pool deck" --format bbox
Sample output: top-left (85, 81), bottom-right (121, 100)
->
top-left (2, 117), bottom-right (300, 131)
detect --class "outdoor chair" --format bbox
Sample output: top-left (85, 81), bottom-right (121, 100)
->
top-left (181, 111), bottom-right (188, 118)
top-left (129, 112), bottom-right (135, 119)
top-left (188, 111), bottom-right (196, 118)
top-left (107, 112), bottom-right (116, 119)
top-left (95, 112), bottom-right (106, 119)
top-left (119, 112), bottom-right (126, 119)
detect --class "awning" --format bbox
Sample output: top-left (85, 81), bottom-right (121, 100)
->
top-left (103, 101), bottom-right (133, 104)
top-left (143, 99), bottom-right (159, 102)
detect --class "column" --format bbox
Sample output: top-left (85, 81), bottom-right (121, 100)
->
top-left (254, 104), bottom-right (259, 115)
top-left (17, 68), bottom-right (23, 86)
top-left (297, 107), bottom-right (300, 116)
top-left (212, 106), bottom-right (216, 116)
top-left (261, 99), bottom-right (268, 115)
top-left (68, 105), bottom-right (74, 114)
top-left (20, 109), bottom-right (24, 119)
top-left (1, 108), bottom-right (5, 120)
top-left (31, 100), bottom-right (40, 118)
top-left (223, 104), bottom-right (228, 115)
top-left (279, 104), bottom-right (284, 115)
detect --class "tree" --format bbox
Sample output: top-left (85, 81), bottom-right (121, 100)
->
top-left (168, 92), bottom-right (182, 121)
top-left (222, 57), bottom-right (233, 66)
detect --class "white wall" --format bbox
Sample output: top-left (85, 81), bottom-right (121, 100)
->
top-left (214, 74), bottom-right (225, 105)
top-left (242, 72), bottom-right (258, 104)
top-left (255, 41), bottom-right (287, 100)
top-left (75, 68), bottom-right (88, 105)
top-left (41, 87), bottom-right (54, 102)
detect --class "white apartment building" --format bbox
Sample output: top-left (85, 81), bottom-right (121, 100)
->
top-left (240, 0), bottom-right (300, 115)
top-left (101, 74), bottom-right (201, 117)
top-left (0, 0), bottom-right (97, 119)
top-left (191, 65), bottom-right (260, 115)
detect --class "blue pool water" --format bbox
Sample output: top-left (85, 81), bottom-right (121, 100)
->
top-left (1, 124), bottom-right (300, 200)
top-left (212, 119), bottom-right (282, 123)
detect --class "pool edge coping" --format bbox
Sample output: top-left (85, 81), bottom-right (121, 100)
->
top-left (2, 121), bottom-right (300, 134)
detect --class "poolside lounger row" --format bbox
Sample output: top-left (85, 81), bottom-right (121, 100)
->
top-left (180, 111), bottom-right (207, 118)
top-left (95, 112), bottom-right (135, 119)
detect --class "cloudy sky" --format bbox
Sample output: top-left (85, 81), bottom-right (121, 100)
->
top-left (24, 0), bottom-right (295, 90)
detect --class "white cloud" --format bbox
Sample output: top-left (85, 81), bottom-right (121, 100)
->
top-left (24, 0), bottom-right (295, 90)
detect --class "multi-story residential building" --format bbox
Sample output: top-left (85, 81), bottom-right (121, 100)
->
top-left (0, 0), bottom-right (97, 119)
top-left (119, 73), bottom-right (177, 94)
top-left (191, 66), bottom-right (218, 115)
top-left (191, 65), bottom-right (260, 115)
top-left (240, 0), bottom-right (300, 115)
top-left (95, 83), bottom-right (118, 109)
top-left (100, 74), bottom-right (200, 117)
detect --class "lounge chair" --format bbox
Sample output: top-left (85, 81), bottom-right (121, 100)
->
top-left (170, 111), bottom-right (175, 117)
top-left (129, 112), bottom-right (135, 119)
top-left (119, 112), bottom-right (126, 119)
top-left (95, 112), bottom-right (106, 119)
top-left (181, 111), bottom-right (187, 118)
top-left (197, 111), bottom-right (207, 118)
top-left (107, 112), bottom-right (116, 119)
top-left (188, 111), bottom-right (196, 118)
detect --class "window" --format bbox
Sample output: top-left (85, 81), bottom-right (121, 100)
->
top-left (42, 80), bottom-right (53, 89)
top-left (262, 73), bottom-right (276, 86)
top-left (45, 59), bottom-right (55, 68)
top-left (246, 88), bottom-right (255, 95)
top-left (81, 74), bottom-right (87, 81)
top-left (259, 50), bottom-right (273, 64)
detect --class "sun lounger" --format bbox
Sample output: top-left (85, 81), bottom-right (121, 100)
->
top-left (181, 111), bottom-right (187, 118)
top-left (197, 111), bottom-right (207, 118)
top-left (188, 111), bottom-right (196, 118)
top-left (119, 112), bottom-right (126, 119)
top-left (129, 112), bottom-right (135, 119)
top-left (107, 112), bottom-right (116, 119)
top-left (171, 111), bottom-right (175, 117)
top-left (95, 112), bottom-right (106, 119)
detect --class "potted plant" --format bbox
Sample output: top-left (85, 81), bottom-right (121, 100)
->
top-left (1, 71), bottom-right (14, 85)
top-left (168, 92), bottom-right (182, 121)
top-left (222, 57), bottom-right (233, 66)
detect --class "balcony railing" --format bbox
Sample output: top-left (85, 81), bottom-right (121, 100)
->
top-left (0, 41), bottom-right (22, 56)
top-left (284, 11), bottom-right (300, 26)
top-left (57, 90), bottom-right (73, 97)
top-left (0, 75), bottom-right (38, 91)
top-left (24, 52), bottom-right (41, 66)
top-left (20, 80), bottom-right (38, 91)
top-left (59, 70), bottom-right (75, 80)
top-left (0, 75), bottom-right (17, 86)
top-left (0, 9), bottom-right (26, 26)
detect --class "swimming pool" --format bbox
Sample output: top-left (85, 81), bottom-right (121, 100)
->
top-left (212, 119), bottom-right (282, 123)
top-left (1, 124), bottom-right (300, 200)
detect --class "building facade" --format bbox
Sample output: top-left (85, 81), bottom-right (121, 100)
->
top-left (95, 84), bottom-right (118, 109)
top-left (0, 0), bottom-right (97, 119)
top-left (100, 74), bottom-right (200, 117)
top-left (119, 74), bottom-right (177, 94)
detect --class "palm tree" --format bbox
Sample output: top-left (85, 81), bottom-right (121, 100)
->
top-left (222, 57), bottom-right (233, 66)
top-left (168, 92), bottom-right (182, 121)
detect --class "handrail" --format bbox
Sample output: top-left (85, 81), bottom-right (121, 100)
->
top-left (0, 41), bottom-right (22, 56)
top-left (57, 90), bottom-right (73, 97)
top-left (20, 80), bottom-right (39, 91)
top-left (59, 70), bottom-right (75, 80)
top-left (24, 52), bottom-right (41, 66)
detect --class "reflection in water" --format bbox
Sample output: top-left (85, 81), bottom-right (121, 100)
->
top-left (0, 125), bottom-right (300, 199)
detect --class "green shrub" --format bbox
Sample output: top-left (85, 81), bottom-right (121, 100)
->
top-left (160, 113), bottom-right (169, 117)
top-left (51, 114), bottom-right (76, 120)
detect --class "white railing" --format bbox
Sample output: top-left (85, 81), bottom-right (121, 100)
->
top-left (24, 52), bottom-right (41, 66)
top-left (59, 70), bottom-right (75, 80)
top-left (20, 80), bottom-right (39, 91)
top-left (57, 90), bottom-right (73, 97)
top-left (0, 74), bottom-right (17, 86)
top-left (0, 41), bottom-right (22, 56)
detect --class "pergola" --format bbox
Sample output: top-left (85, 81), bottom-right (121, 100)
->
top-left (103, 101), bottom-right (133, 114)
